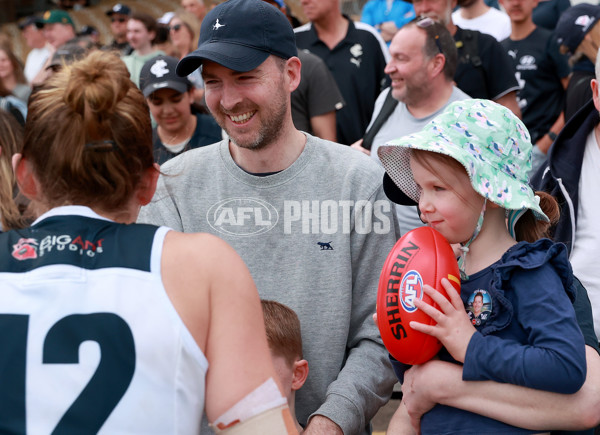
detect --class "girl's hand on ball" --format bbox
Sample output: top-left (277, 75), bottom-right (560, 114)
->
top-left (410, 278), bottom-right (476, 363)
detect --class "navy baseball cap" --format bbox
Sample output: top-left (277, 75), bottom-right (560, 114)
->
top-left (106, 3), bottom-right (131, 16)
top-left (18, 15), bottom-right (43, 30)
top-left (176, 0), bottom-right (298, 76)
top-left (555, 4), bottom-right (600, 54)
top-left (140, 55), bottom-right (192, 98)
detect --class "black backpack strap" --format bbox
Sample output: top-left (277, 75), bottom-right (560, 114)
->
top-left (362, 89), bottom-right (399, 150)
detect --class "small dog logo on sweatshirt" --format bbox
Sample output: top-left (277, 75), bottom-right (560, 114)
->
top-left (317, 241), bottom-right (333, 250)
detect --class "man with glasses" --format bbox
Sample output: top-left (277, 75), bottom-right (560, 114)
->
top-left (353, 17), bottom-right (469, 234)
top-left (18, 16), bottom-right (51, 84)
top-left (105, 3), bottom-right (133, 56)
top-left (409, 0), bottom-right (521, 118)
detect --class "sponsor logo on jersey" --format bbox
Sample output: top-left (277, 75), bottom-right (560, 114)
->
top-left (12, 238), bottom-right (39, 261)
top-left (400, 270), bottom-right (423, 313)
top-left (517, 55), bottom-right (537, 71)
top-left (11, 235), bottom-right (104, 261)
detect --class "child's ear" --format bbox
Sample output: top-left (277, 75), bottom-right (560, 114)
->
top-left (291, 359), bottom-right (309, 391)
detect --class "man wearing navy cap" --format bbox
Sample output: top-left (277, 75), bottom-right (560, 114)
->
top-left (105, 3), bottom-right (133, 56)
top-left (555, 3), bottom-right (600, 121)
top-left (139, 0), bottom-right (399, 434)
top-left (19, 15), bottom-right (51, 83)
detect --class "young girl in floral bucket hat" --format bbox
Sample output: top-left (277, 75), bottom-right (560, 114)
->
top-left (378, 99), bottom-right (587, 434)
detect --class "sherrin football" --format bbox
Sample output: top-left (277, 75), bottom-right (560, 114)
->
top-left (377, 226), bottom-right (460, 365)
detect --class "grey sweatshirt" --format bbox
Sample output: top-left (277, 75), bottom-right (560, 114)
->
top-left (138, 134), bottom-right (400, 434)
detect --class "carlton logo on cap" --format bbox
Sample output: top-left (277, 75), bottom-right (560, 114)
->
top-left (150, 59), bottom-right (169, 78)
top-left (574, 15), bottom-right (595, 31)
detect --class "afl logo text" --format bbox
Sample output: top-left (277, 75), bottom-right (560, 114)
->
top-left (400, 270), bottom-right (423, 313)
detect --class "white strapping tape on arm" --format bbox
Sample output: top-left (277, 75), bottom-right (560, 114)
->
top-left (211, 377), bottom-right (297, 434)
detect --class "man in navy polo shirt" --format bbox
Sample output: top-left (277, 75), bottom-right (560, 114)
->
top-left (295, 0), bottom-right (390, 145)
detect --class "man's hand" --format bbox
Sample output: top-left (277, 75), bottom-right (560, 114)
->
top-left (410, 278), bottom-right (476, 363)
top-left (350, 138), bottom-right (371, 156)
top-left (304, 415), bottom-right (343, 434)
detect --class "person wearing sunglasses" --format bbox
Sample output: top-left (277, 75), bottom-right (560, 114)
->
top-left (167, 13), bottom-right (205, 104)
top-left (104, 3), bottom-right (133, 56)
top-left (19, 16), bottom-right (51, 84)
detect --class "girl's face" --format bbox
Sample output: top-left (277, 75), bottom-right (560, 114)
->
top-left (0, 50), bottom-right (14, 80)
top-left (147, 88), bottom-right (193, 136)
top-left (410, 152), bottom-right (485, 244)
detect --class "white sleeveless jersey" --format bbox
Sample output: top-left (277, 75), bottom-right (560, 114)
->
top-left (0, 206), bottom-right (208, 434)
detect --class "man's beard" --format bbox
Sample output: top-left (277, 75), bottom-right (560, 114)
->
top-left (220, 83), bottom-right (288, 151)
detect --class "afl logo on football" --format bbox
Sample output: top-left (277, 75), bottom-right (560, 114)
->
top-left (400, 270), bottom-right (423, 313)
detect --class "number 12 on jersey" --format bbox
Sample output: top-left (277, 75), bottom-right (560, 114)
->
top-left (0, 313), bottom-right (136, 434)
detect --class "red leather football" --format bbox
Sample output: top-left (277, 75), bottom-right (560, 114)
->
top-left (377, 226), bottom-right (460, 365)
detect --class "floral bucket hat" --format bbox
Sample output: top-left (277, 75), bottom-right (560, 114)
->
top-left (378, 99), bottom-right (549, 223)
